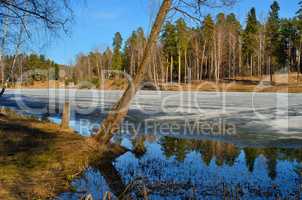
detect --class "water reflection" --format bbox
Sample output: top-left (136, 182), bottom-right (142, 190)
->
top-left (1, 94), bottom-right (301, 199)
top-left (59, 136), bottom-right (302, 200)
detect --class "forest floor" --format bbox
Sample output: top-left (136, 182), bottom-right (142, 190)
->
top-left (160, 73), bottom-right (302, 93)
top-left (160, 80), bottom-right (302, 93)
top-left (0, 109), bottom-right (113, 200)
top-left (7, 73), bottom-right (302, 93)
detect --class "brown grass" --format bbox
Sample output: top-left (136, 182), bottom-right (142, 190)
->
top-left (159, 73), bottom-right (302, 93)
top-left (0, 110), bottom-right (94, 200)
top-left (8, 73), bottom-right (302, 93)
top-left (159, 81), bottom-right (302, 93)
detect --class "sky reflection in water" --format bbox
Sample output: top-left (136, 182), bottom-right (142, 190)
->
top-left (59, 132), bottom-right (302, 200)
top-left (1, 103), bottom-right (301, 199)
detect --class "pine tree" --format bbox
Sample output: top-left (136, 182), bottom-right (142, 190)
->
top-left (279, 19), bottom-right (297, 68)
top-left (202, 15), bottom-right (215, 80)
top-left (243, 8), bottom-right (258, 76)
top-left (161, 22), bottom-right (177, 83)
top-left (175, 18), bottom-right (189, 83)
top-left (265, 1), bottom-right (280, 83)
top-left (226, 13), bottom-right (241, 79)
top-left (112, 32), bottom-right (123, 71)
top-left (296, 1), bottom-right (302, 77)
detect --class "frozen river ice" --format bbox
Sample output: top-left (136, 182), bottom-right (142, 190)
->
top-left (1, 89), bottom-right (302, 147)
top-left (1, 89), bottom-right (302, 199)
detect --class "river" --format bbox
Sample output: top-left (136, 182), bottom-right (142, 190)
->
top-left (1, 89), bottom-right (302, 199)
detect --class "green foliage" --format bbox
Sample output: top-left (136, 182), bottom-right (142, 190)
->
top-left (91, 77), bottom-right (100, 88)
top-left (71, 2), bottom-right (302, 84)
top-left (123, 27), bottom-right (146, 74)
top-left (243, 8), bottom-right (259, 63)
top-left (3, 53), bottom-right (60, 83)
top-left (266, 1), bottom-right (281, 60)
top-left (176, 18), bottom-right (189, 52)
top-left (161, 22), bottom-right (178, 58)
top-left (279, 19), bottom-right (299, 66)
top-left (202, 15), bottom-right (215, 42)
top-left (112, 32), bottom-right (123, 71)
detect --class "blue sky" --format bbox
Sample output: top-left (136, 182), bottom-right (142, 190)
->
top-left (42, 0), bottom-right (300, 65)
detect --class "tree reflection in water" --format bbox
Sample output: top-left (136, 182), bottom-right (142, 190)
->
top-left (59, 136), bottom-right (302, 199)
top-left (160, 137), bottom-right (302, 180)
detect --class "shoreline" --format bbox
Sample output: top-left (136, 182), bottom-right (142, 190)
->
top-left (6, 85), bottom-right (302, 93)
top-left (0, 109), bottom-right (128, 200)
top-left (0, 109), bottom-right (93, 200)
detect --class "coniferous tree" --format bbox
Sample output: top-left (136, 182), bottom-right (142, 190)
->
top-left (265, 1), bottom-right (281, 83)
top-left (279, 19), bottom-right (298, 71)
top-left (202, 15), bottom-right (215, 80)
top-left (175, 18), bottom-right (189, 83)
top-left (112, 32), bottom-right (123, 71)
top-left (161, 22), bottom-right (177, 83)
top-left (296, 1), bottom-right (302, 77)
top-left (226, 13), bottom-right (241, 79)
top-left (243, 8), bottom-right (259, 77)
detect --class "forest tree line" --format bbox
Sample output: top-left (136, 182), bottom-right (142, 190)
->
top-left (72, 1), bottom-right (302, 85)
top-left (2, 1), bottom-right (302, 86)
top-left (0, 54), bottom-right (60, 85)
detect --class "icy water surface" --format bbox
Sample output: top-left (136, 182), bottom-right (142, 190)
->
top-left (1, 89), bottom-right (302, 199)
top-left (58, 136), bottom-right (302, 199)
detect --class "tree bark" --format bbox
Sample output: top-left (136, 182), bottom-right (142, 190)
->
top-left (201, 41), bottom-right (206, 80)
top-left (298, 40), bottom-right (302, 83)
top-left (178, 49), bottom-right (181, 84)
top-left (94, 0), bottom-right (172, 144)
top-left (184, 49), bottom-right (187, 83)
top-left (61, 102), bottom-right (70, 129)
top-left (269, 56), bottom-right (273, 84)
top-left (170, 55), bottom-right (173, 84)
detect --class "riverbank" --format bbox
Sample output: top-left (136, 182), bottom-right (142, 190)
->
top-left (0, 109), bottom-right (95, 200)
top-left (159, 81), bottom-right (302, 93)
top-left (7, 74), bottom-right (302, 93)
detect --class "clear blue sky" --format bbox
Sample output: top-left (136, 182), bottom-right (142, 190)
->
top-left (42, 0), bottom-right (300, 65)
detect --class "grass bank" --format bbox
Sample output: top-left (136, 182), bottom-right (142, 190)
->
top-left (0, 109), bottom-right (98, 200)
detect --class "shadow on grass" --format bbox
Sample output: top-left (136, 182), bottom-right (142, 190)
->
top-left (0, 112), bottom-right (90, 200)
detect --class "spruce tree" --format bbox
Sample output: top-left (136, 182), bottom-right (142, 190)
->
top-left (265, 1), bottom-right (280, 82)
top-left (161, 22), bottom-right (177, 82)
top-left (202, 15), bottom-right (215, 79)
top-left (243, 8), bottom-right (258, 76)
top-left (296, 1), bottom-right (302, 76)
top-left (112, 32), bottom-right (123, 71)
top-left (161, 22), bottom-right (178, 58)
top-left (175, 18), bottom-right (189, 83)
top-left (226, 13), bottom-right (241, 78)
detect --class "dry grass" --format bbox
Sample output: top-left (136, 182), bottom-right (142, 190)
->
top-left (236, 73), bottom-right (302, 84)
top-left (160, 82), bottom-right (302, 93)
top-left (9, 79), bottom-right (128, 90)
top-left (0, 110), bottom-right (94, 200)
top-left (160, 74), bottom-right (302, 93)
top-left (7, 73), bottom-right (302, 93)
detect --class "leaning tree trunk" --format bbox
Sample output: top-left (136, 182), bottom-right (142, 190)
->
top-left (94, 0), bottom-right (172, 144)
top-left (178, 49), bottom-right (181, 84)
